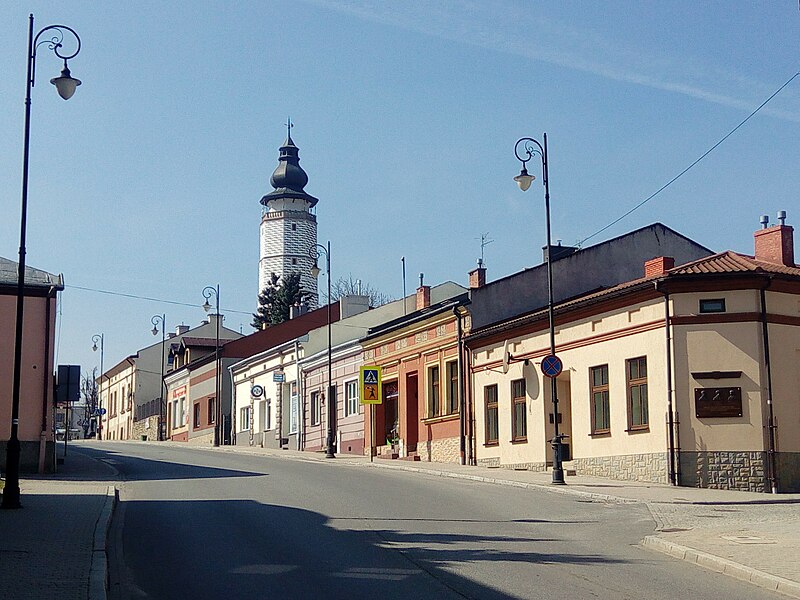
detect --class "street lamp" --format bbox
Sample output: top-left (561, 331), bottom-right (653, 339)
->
top-left (202, 286), bottom-right (221, 446)
top-left (514, 134), bottom-right (566, 485)
top-left (91, 334), bottom-right (104, 441)
top-left (2, 15), bottom-right (82, 510)
top-left (310, 242), bottom-right (335, 458)
top-left (151, 315), bottom-right (166, 441)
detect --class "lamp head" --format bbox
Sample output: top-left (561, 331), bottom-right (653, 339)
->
top-left (202, 299), bottom-right (212, 313)
top-left (50, 63), bottom-right (81, 100)
top-left (151, 325), bottom-right (159, 336)
top-left (92, 343), bottom-right (97, 352)
top-left (310, 262), bottom-right (321, 278)
top-left (514, 167), bottom-right (535, 192)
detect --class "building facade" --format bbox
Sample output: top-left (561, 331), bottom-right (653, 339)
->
top-left (0, 257), bottom-right (63, 473)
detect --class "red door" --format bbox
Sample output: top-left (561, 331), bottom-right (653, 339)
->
top-left (406, 372), bottom-right (418, 453)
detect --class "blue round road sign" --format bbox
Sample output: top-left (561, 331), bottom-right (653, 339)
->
top-left (541, 355), bottom-right (563, 378)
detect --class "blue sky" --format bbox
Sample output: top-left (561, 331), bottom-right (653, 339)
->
top-left (1, 1), bottom-right (798, 377)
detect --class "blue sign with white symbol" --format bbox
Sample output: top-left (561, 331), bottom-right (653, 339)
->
top-left (541, 355), bottom-right (563, 378)
top-left (97, 408), bottom-right (107, 416)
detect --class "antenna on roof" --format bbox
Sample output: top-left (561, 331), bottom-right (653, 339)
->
top-left (477, 232), bottom-right (494, 266)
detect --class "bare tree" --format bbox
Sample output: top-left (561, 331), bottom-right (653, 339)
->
top-left (325, 273), bottom-right (394, 308)
top-left (80, 368), bottom-right (99, 437)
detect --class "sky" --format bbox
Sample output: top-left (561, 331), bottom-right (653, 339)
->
top-left (1, 1), bottom-right (798, 378)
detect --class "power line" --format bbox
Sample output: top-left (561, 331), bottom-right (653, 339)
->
top-left (64, 283), bottom-right (254, 316)
top-left (579, 71), bottom-right (800, 246)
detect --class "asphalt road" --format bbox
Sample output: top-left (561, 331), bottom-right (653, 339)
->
top-left (81, 442), bottom-right (782, 600)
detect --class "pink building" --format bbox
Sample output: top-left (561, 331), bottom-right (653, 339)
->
top-left (0, 257), bottom-right (63, 473)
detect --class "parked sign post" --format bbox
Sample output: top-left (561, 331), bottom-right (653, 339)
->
top-left (360, 366), bottom-right (382, 463)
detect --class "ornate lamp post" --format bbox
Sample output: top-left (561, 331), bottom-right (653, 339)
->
top-left (310, 242), bottom-right (335, 458)
top-left (91, 334), bottom-right (104, 440)
top-left (2, 15), bottom-right (82, 510)
top-left (514, 134), bottom-right (566, 485)
top-left (202, 286), bottom-right (221, 446)
top-left (151, 315), bottom-right (166, 441)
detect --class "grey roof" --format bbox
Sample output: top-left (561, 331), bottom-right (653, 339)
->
top-left (0, 256), bottom-right (64, 288)
top-left (260, 135), bottom-right (319, 208)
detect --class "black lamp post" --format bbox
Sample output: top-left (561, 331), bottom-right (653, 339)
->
top-left (150, 315), bottom-right (166, 441)
top-left (2, 15), bottom-right (82, 510)
top-left (202, 286), bottom-right (221, 446)
top-left (310, 242), bottom-right (335, 458)
top-left (514, 134), bottom-right (566, 485)
top-left (91, 334), bottom-right (104, 440)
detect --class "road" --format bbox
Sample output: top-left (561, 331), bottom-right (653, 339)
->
top-left (81, 442), bottom-right (783, 600)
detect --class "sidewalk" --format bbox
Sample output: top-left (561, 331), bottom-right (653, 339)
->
top-left (0, 448), bottom-right (116, 600)
top-left (209, 442), bottom-right (800, 597)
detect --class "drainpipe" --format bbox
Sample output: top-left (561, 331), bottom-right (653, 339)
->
top-left (39, 286), bottom-right (56, 473)
top-left (228, 366), bottom-right (236, 446)
top-left (453, 308), bottom-right (466, 465)
top-left (656, 281), bottom-right (677, 486)
top-left (295, 339), bottom-right (303, 451)
top-left (760, 279), bottom-right (779, 494)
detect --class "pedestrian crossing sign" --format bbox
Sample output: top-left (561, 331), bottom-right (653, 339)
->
top-left (360, 366), bottom-right (382, 404)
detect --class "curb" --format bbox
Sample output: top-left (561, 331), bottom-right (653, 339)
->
top-left (89, 485), bottom-right (116, 600)
top-left (642, 535), bottom-right (800, 599)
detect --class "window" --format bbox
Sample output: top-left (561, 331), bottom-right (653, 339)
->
top-left (590, 365), bottom-right (611, 434)
top-left (193, 403), bottom-right (201, 429)
top-left (311, 391), bottom-right (321, 426)
top-left (292, 258), bottom-right (298, 265)
top-left (345, 380), bottom-right (359, 417)
top-left (208, 398), bottom-right (216, 425)
top-left (627, 357), bottom-right (649, 429)
top-left (446, 361), bottom-right (459, 414)
top-left (511, 379), bottom-right (527, 441)
top-left (427, 365), bottom-right (440, 418)
top-left (291, 223), bottom-right (297, 231)
top-left (485, 384), bottom-right (498, 445)
top-left (699, 298), bottom-right (726, 313)
top-left (240, 406), bottom-right (251, 431)
top-left (289, 383), bottom-right (298, 433)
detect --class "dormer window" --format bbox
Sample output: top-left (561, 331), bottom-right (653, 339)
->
top-left (699, 298), bottom-right (726, 313)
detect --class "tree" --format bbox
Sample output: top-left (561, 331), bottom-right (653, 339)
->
top-left (252, 272), bottom-right (310, 330)
top-left (80, 368), bottom-right (99, 437)
top-left (326, 273), bottom-right (393, 308)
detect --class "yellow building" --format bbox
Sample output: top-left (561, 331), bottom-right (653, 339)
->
top-left (468, 221), bottom-right (798, 493)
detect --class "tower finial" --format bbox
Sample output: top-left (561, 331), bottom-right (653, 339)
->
top-left (286, 117), bottom-right (293, 139)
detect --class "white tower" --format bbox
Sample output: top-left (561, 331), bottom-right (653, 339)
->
top-left (258, 128), bottom-right (319, 306)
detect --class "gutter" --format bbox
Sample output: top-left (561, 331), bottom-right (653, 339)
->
top-left (453, 307), bottom-right (466, 465)
top-left (655, 280), bottom-right (678, 486)
top-left (759, 277), bottom-right (779, 494)
top-left (39, 285), bottom-right (56, 473)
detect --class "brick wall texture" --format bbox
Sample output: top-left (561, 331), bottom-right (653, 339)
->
top-left (680, 451), bottom-right (767, 492)
top-left (418, 436), bottom-right (461, 463)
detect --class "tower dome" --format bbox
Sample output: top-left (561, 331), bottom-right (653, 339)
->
top-left (260, 133), bottom-right (318, 207)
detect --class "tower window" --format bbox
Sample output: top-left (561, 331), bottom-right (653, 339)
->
top-left (291, 224), bottom-right (297, 231)
top-left (292, 258), bottom-right (297, 265)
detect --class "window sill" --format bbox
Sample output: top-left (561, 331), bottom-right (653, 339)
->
top-left (589, 431), bottom-right (611, 438)
top-left (422, 413), bottom-right (459, 425)
top-left (510, 438), bottom-right (528, 445)
top-left (625, 426), bottom-right (650, 434)
top-left (484, 441), bottom-right (499, 447)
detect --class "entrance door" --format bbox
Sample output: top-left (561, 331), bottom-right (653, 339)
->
top-left (544, 373), bottom-right (573, 462)
top-left (405, 372), bottom-right (419, 453)
top-left (383, 380), bottom-right (399, 442)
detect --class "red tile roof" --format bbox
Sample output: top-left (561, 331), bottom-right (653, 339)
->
top-left (668, 250), bottom-right (800, 276)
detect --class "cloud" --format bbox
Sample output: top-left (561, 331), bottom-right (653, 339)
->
top-left (305, 0), bottom-right (800, 123)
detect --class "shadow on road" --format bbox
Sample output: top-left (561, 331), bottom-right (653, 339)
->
top-left (48, 446), bottom-right (263, 483)
top-left (112, 497), bottom-right (629, 600)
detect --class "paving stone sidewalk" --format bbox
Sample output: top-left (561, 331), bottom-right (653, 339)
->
top-left (0, 448), bottom-right (116, 600)
top-left (205, 442), bottom-right (800, 597)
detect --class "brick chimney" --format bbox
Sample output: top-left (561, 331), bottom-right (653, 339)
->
top-left (754, 212), bottom-right (794, 267)
top-left (469, 259), bottom-right (486, 289)
top-left (644, 256), bottom-right (675, 277)
top-left (416, 273), bottom-right (431, 310)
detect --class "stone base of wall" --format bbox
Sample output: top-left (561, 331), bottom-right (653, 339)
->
top-left (0, 440), bottom-right (54, 474)
top-left (573, 452), bottom-right (668, 484)
top-left (477, 456), bottom-right (500, 468)
top-left (476, 456), bottom-right (547, 472)
top-left (416, 437), bottom-right (460, 464)
top-left (187, 431), bottom-right (214, 446)
top-left (680, 451), bottom-right (766, 492)
top-left (131, 417), bottom-right (161, 441)
top-left (776, 453), bottom-right (800, 493)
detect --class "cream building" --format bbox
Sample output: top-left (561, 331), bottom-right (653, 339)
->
top-left (468, 219), bottom-right (799, 493)
top-left (98, 356), bottom-right (135, 441)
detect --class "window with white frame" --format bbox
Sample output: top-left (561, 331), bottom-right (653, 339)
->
top-left (345, 380), bottom-right (359, 417)
top-left (289, 383), bottom-right (298, 434)
top-left (240, 406), bottom-right (251, 431)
